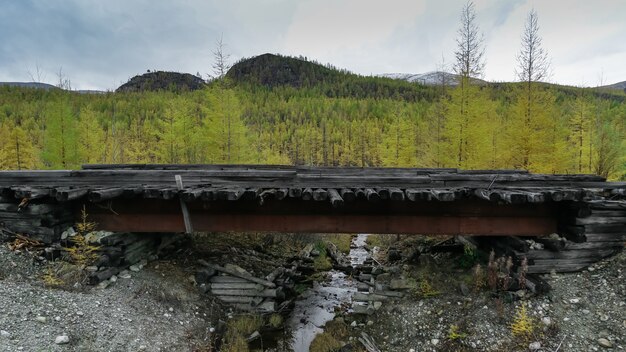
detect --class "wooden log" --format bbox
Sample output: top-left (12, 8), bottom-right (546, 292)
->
top-left (211, 288), bottom-right (277, 298)
top-left (259, 189), bottom-right (277, 203)
top-left (389, 188), bottom-right (404, 201)
top-left (376, 189), bottom-right (390, 200)
top-left (340, 188), bottom-right (356, 202)
top-left (584, 233), bottom-right (626, 242)
top-left (327, 189), bottom-right (344, 208)
top-left (198, 260), bottom-right (276, 288)
top-left (275, 188), bottom-right (288, 200)
top-left (122, 186), bottom-right (144, 198)
top-left (584, 223), bottom-right (626, 233)
top-left (312, 188), bottom-right (328, 201)
top-left (575, 217), bottom-right (626, 225)
top-left (473, 189), bottom-right (501, 202)
top-left (354, 188), bottom-right (366, 200)
top-left (520, 191), bottom-right (545, 203)
top-left (160, 188), bottom-right (178, 200)
top-left (430, 189), bottom-right (455, 202)
top-left (365, 189), bottom-right (380, 202)
top-left (181, 189), bottom-right (204, 202)
top-left (497, 190), bottom-right (527, 204)
top-left (589, 210), bottom-right (626, 217)
top-left (265, 267), bottom-right (285, 282)
top-left (288, 188), bottom-right (302, 198)
top-left (200, 189), bottom-right (215, 201)
top-left (55, 187), bottom-right (89, 202)
top-left (588, 200), bottom-right (626, 210)
top-left (241, 188), bottom-right (260, 201)
top-left (89, 188), bottom-right (124, 202)
top-left (12, 187), bottom-right (50, 200)
top-left (405, 189), bottom-right (431, 201)
top-left (302, 188), bottom-right (313, 201)
top-left (217, 189), bottom-right (243, 201)
top-left (565, 241), bottom-right (624, 250)
top-left (523, 248), bottom-right (619, 260)
top-left (547, 190), bottom-right (564, 202)
top-left (142, 187), bottom-right (162, 199)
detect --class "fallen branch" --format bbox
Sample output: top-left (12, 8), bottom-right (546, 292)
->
top-left (198, 259), bottom-right (276, 288)
top-left (358, 332), bottom-right (381, 352)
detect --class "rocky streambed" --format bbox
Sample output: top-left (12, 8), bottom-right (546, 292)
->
top-left (284, 234), bottom-right (371, 351)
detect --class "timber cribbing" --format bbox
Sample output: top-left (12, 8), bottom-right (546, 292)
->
top-left (0, 164), bottom-right (624, 273)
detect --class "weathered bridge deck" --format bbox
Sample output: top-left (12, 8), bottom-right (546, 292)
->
top-left (0, 165), bottom-right (624, 273)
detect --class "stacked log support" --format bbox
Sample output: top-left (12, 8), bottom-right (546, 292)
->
top-left (476, 200), bottom-right (625, 274)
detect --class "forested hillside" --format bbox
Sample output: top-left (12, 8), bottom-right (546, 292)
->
top-left (0, 54), bottom-right (625, 179)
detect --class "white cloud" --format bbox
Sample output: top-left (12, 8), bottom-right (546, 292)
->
top-left (0, 0), bottom-right (625, 89)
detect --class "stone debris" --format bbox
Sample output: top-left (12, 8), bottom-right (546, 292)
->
top-left (54, 335), bottom-right (70, 345)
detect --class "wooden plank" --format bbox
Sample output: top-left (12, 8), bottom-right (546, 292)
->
top-left (176, 175), bottom-right (193, 234)
top-left (210, 276), bottom-right (259, 284)
top-left (210, 283), bottom-right (265, 290)
top-left (233, 301), bottom-right (276, 313)
top-left (211, 289), bottom-right (277, 297)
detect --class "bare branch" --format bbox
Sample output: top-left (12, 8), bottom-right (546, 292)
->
top-left (212, 33), bottom-right (231, 80)
top-left (515, 9), bottom-right (550, 83)
top-left (453, 1), bottom-right (485, 80)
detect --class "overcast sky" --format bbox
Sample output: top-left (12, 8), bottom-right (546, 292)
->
top-left (1, 0), bottom-right (625, 90)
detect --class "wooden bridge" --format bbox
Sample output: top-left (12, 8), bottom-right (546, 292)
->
top-left (0, 165), bottom-right (624, 273)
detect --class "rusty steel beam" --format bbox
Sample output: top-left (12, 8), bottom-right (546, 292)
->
top-left (87, 212), bottom-right (557, 236)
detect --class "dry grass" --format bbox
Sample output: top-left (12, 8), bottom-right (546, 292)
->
top-left (310, 318), bottom-right (349, 352)
top-left (221, 314), bottom-right (263, 352)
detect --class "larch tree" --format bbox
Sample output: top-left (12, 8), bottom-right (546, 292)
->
top-left (451, 1), bottom-right (486, 167)
top-left (508, 9), bottom-right (554, 171)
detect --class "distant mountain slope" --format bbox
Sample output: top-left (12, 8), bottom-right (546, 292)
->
top-left (227, 53), bottom-right (342, 88)
top-left (380, 71), bottom-right (487, 86)
top-left (116, 71), bottom-right (205, 93)
top-left (227, 53), bottom-right (437, 101)
top-left (0, 82), bottom-right (58, 90)
top-left (599, 80), bottom-right (626, 92)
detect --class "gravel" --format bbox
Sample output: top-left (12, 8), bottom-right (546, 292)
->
top-left (0, 246), bottom-right (222, 352)
top-left (355, 248), bottom-right (625, 352)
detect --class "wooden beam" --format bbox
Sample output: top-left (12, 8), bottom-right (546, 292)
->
top-left (89, 212), bottom-right (557, 236)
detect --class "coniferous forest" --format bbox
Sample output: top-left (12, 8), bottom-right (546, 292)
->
top-left (1, 58), bottom-right (624, 179)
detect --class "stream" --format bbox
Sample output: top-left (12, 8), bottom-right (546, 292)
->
top-left (286, 234), bottom-right (371, 352)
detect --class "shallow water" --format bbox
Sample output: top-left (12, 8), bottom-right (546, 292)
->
top-left (285, 234), bottom-right (370, 352)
